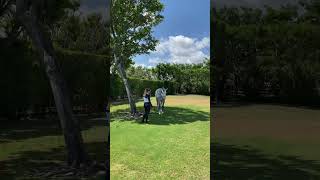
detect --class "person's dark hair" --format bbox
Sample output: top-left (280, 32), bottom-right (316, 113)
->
top-left (143, 88), bottom-right (151, 96)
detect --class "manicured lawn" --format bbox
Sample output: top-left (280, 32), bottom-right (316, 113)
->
top-left (111, 95), bottom-right (210, 179)
top-left (0, 115), bottom-right (108, 179)
top-left (212, 104), bottom-right (320, 179)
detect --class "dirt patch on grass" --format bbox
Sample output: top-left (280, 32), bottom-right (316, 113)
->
top-left (212, 104), bottom-right (320, 142)
top-left (162, 95), bottom-right (209, 108)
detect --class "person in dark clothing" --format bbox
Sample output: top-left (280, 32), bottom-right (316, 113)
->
top-left (142, 88), bottom-right (152, 123)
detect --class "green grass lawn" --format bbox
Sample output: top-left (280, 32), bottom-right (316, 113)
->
top-left (111, 95), bottom-right (210, 179)
top-left (0, 115), bottom-right (108, 179)
top-left (212, 104), bottom-right (320, 179)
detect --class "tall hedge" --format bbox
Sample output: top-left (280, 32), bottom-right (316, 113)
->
top-left (110, 75), bottom-right (178, 100)
top-left (57, 49), bottom-right (109, 110)
top-left (0, 42), bottom-right (109, 119)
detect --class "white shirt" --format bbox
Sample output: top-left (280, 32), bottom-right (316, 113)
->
top-left (143, 97), bottom-right (149, 102)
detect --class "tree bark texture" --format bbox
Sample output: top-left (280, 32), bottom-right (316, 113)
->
top-left (16, 0), bottom-right (88, 167)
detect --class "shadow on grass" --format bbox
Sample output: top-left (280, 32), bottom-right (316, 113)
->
top-left (211, 142), bottom-right (320, 179)
top-left (111, 106), bottom-right (209, 125)
top-left (0, 142), bottom-right (107, 179)
top-left (111, 98), bottom-right (143, 106)
top-left (0, 115), bottom-right (106, 144)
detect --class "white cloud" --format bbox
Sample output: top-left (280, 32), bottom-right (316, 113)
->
top-left (196, 37), bottom-right (210, 49)
top-left (133, 63), bottom-right (154, 69)
top-left (148, 35), bottom-right (210, 65)
top-left (133, 63), bottom-right (146, 68)
top-left (148, 57), bottom-right (167, 64)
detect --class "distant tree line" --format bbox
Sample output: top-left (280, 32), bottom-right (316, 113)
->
top-left (111, 59), bottom-right (210, 99)
top-left (212, 0), bottom-right (320, 105)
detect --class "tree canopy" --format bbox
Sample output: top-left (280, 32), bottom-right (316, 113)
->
top-left (111, 0), bottom-right (164, 65)
top-left (212, 1), bottom-right (320, 104)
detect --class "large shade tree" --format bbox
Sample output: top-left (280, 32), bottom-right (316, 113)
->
top-left (15, 0), bottom-right (89, 167)
top-left (111, 0), bottom-right (163, 115)
top-left (52, 12), bottom-right (109, 55)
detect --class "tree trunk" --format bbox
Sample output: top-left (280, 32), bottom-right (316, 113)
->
top-left (16, 1), bottom-right (88, 167)
top-left (116, 59), bottom-right (137, 115)
top-left (105, 99), bottom-right (110, 175)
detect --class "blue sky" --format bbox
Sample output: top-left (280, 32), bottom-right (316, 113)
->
top-left (134, 0), bottom-right (210, 67)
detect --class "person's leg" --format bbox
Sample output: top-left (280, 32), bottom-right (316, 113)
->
top-left (145, 104), bottom-right (151, 123)
top-left (142, 103), bottom-right (147, 123)
top-left (145, 109), bottom-right (149, 122)
top-left (142, 113), bottom-right (145, 123)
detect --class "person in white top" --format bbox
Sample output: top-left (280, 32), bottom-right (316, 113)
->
top-left (142, 88), bottom-right (153, 123)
